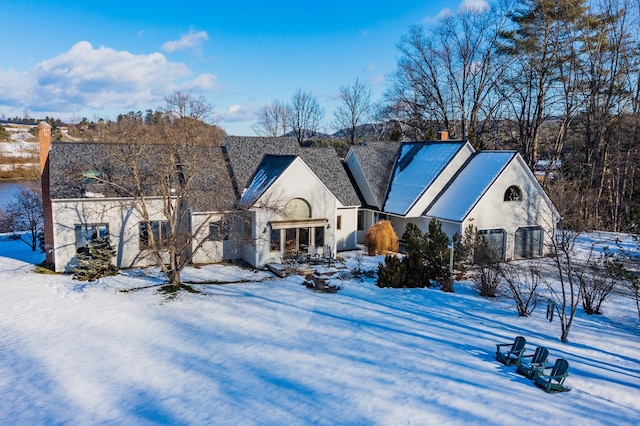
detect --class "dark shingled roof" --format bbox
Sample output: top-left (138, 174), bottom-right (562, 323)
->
top-left (225, 136), bottom-right (361, 207)
top-left (237, 155), bottom-right (297, 208)
top-left (48, 141), bottom-right (237, 212)
top-left (348, 141), bottom-right (401, 209)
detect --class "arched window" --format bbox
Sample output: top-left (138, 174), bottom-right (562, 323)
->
top-left (284, 198), bottom-right (311, 219)
top-left (504, 185), bottom-right (522, 202)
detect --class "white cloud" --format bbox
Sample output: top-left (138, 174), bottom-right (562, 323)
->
top-left (459, 0), bottom-right (490, 12)
top-left (423, 0), bottom-right (489, 24)
top-left (162, 29), bottom-right (209, 53)
top-left (422, 8), bottom-right (452, 24)
top-left (0, 69), bottom-right (31, 105)
top-left (219, 103), bottom-right (256, 123)
top-left (179, 73), bottom-right (219, 91)
top-left (0, 41), bottom-right (219, 119)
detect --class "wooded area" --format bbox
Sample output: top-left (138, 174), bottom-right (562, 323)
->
top-left (4, 0), bottom-right (639, 235)
top-left (381, 0), bottom-right (640, 234)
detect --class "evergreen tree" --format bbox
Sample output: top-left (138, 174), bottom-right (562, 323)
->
top-left (425, 220), bottom-right (451, 281)
top-left (73, 238), bottom-right (118, 281)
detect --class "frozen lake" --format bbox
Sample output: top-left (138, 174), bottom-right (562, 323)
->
top-left (0, 181), bottom-right (34, 208)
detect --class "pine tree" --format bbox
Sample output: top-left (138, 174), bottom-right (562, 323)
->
top-left (73, 238), bottom-right (118, 281)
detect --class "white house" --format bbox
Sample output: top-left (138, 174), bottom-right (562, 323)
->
top-left (39, 126), bottom-right (360, 272)
top-left (39, 121), bottom-right (558, 273)
top-left (344, 137), bottom-right (560, 260)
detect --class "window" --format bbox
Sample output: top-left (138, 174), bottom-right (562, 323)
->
top-left (299, 227), bottom-right (310, 251)
top-left (478, 228), bottom-right (506, 260)
top-left (504, 185), bottom-right (522, 202)
top-left (285, 228), bottom-right (297, 253)
top-left (336, 215), bottom-right (342, 230)
top-left (357, 211), bottom-right (364, 231)
top-left (75, 223), bottom-right (109, 253)
top-left (140, 220), bottom-right (170, 249)
top-left (284, 198), bottom-right (311, 219)
top-left (209, 220), bottom-right (230, 241)
top-left (514, 226), bottom-right (542, 259)
top-left (270, 229), bottom-right (281, 251)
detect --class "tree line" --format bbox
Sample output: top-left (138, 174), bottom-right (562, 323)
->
top-left (9, 0), bottom-right (640, 234)
top-left (251, 0), bottom-right (640, 234)
top-left (379, 0), bottom-right (640, 233)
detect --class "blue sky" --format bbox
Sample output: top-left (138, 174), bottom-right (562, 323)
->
top-left (1, 0), bottom-right (487, 135)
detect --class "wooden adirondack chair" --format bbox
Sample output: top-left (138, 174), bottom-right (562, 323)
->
top-left (516, 346), bottom-right (549, 379)
top-left (496, 336), bottom-right (526, 366)
top-left (534, 358), bottom-right (571, 393)
top-left (322, 245), bottom-right (334, 266)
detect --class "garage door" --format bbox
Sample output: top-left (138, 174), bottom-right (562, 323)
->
top-left (514, 226), bottom-right (542, 259)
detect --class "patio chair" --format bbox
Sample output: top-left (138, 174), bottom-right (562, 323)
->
top-left (534, 358), bottom-right (571, 393)
top-left (516, 346), bottom-right (549, 379)
top-left (307, 248), bottom-right (321, 265)
top-left (495, 336), bottom-right (526, 366)
top-left (322, 245), bottom-right (334, 266)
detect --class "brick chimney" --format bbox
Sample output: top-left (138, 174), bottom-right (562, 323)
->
top-left (38, 122), bottom-right (51, 176)
top-left (437, 131), bottom-right (449, 141)
top-left (38, 122), bottom-right (55, 268)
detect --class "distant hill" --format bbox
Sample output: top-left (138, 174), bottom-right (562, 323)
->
top-left (283, 121), bottom-right (401, 143)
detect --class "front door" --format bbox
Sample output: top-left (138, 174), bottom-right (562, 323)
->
top-left (284, 228), bottom-right (311, 254)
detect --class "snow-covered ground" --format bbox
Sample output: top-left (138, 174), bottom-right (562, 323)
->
top-left (1, 235), bottom-right (639, 425)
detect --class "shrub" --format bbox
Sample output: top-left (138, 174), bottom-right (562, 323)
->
top-left (376, 252), bottom-right (430, 288)
top-left (73, 238), bottom-right (118, 281)
top-left (377, 254), bottom-right (404, 288)
top-left (472, 235), bottom-right (502, 297)
top-left (364, 220), bottom-right (399, 255)
top-left (401, 220), bottom-right (453, 290)
top-left (499, 262), bottom-right (541, 316)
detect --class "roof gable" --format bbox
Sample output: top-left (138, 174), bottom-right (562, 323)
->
top-left (225, 136), bottom-right (360, 207)
top-left (384, 142), bottom-right (467, 216)
top-left (425, 151), bottom-right (517, 222)
top-left (237, 155), bottom-right (297, 208)
top-left (347, 141), bottom-right (401, 209)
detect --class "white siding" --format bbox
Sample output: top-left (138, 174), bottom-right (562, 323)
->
top-left (247, 157), bottom-right (340, 267)
top-left (51, 197), bottom-right (168, 272)
top-left (336, 206), bottom-right (358, 251)
top-left (463, 157), bottom-right (558, 259)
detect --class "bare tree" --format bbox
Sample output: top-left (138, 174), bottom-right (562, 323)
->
top-left (287, 89), bottom-right (325, 144)
top-left (98, 91), bottom-right (229, 291)
top-left (580, 246), bottom-right (623, 315)
top-left (500, 262), bottom-right (542, 317)
top-left (542, 227), bottom-right (584, 342)
top-left (0, 186), bottom-right (44, 251)
top-left (384, 3), bottom-right (509, 145)
top-left (333, 78), bottom-right (372, 145)
top-left (252, 100), bottom-right (289, 137)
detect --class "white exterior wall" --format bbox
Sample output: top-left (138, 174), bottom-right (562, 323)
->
top-left (249, 158), bottom-right (340, 267)
top-left (405, 143), bottom-right (475, 218)
top-left (336, 206), bottom-right (358, 251)
top-left (51, 198), bottom-right (241, 273)
top-left (389, 216), bottom-right (433, 239)
top-left (50, 197), bottom-right (168, 272)
top-left (357, 210), bottom-right (377, 243)
top-left (190, 211), bottom-right (242, 265)
top-left (462, 157), bottom-right (558, 259)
